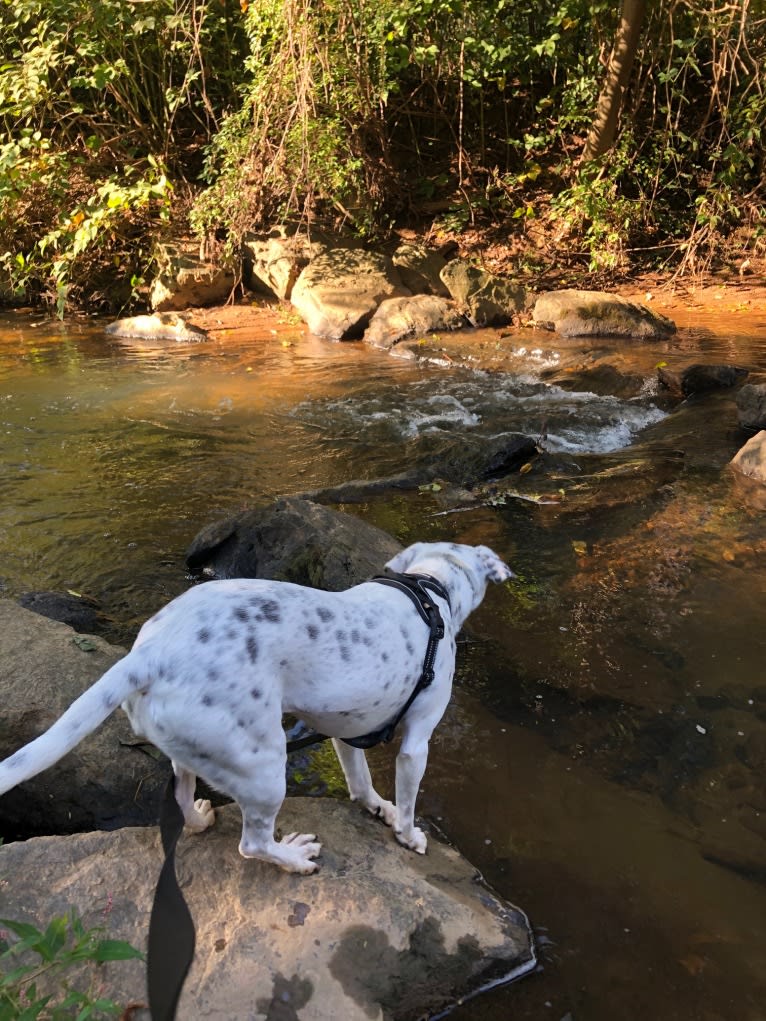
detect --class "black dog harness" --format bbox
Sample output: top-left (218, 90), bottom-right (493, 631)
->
top-left (147, 570), bottom-right (450, 1020)
top-left (285, 570), bottom-right (450, 750)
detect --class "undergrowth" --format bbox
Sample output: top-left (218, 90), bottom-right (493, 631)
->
top-left (1, 0), bottom-right (764, 312)
top-left (0, 909), bottom-right (143, 1020)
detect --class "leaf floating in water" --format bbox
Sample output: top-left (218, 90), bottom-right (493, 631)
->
top-left (519, 462), bottom-right (533, 475)
top-left (72, 635), bottom-right (97, 652)
top-left (679, 953), bottom-right (709, 976)
top-left (487, 489), bottom-right (562, 506)
top-left (418, 482), bottom-right (442, 493)
top-left (572, 540), bottom-right (588, 556)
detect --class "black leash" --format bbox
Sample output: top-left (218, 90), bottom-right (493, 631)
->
top-left (146, 570), bottom-right (450, 1018)
top-left (147, 776), bottom-right (196, 1020)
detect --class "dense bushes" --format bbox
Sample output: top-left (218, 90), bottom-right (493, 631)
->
top-left (1, 0), bottom-right (764, 312)
top-left (0, 0), bottom-right (246, 311)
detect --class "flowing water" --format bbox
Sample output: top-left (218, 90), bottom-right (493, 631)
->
top-left (1, 306), bottom-right (765, 1020)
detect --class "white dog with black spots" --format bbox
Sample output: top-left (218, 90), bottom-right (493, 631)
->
top-left (0, 542), bottom-right (512, 873)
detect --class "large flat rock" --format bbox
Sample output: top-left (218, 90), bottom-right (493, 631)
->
top-left (533, 289), bottom-right (676, 338)
top-left (0, 798), bottom-right (536, 1019)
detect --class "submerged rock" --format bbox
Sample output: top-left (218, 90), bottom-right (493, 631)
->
top-left (105, 312), bottom-right (207, 342)
top-left (658, 362), bottom-right (749, 396)
top-left (364, 294), bottom-right (466, 349)
top-left (0, 600), bottom-right (166, 838)
top-left (736, 382), bottom-right (766, 430)
top-left (186, 497), bottom-right (402, 586)
top-left (533, 289), bottom-right (676, 338)
top-left (301, 433), bottom-right (540, 505)
top-left (291, 248), bottom-right (410, 339)
top-left (0, 799), bottom-right (536, 1019)
top-left (18, 590), bottom-right (100, 633)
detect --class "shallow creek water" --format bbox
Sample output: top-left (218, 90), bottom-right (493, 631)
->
top-left (1, 306), bottom-right (765, 1020)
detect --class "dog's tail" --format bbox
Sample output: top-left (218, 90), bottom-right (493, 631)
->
top-left (0, 655), bottom-right (145, 796)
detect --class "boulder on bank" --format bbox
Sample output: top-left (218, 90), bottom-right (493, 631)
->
top-left (150, 243), bottom-right (237, 311)
top-left (533, 289), bottom-right (676, 338)
top-left (105, 312), bottom-right (207, 342)
top-left (736, 382), bottom-right (766, 430)
top-left (392, 242), bottom-right (451, 297)
top-left (291, 248), bottom-right (410, 339)
top-left (186, 497), bottom-right (402, 586)
top-left (364, 294), bottom-right (466, 349)
top-left (0, 799), bottom-right (536, 1020)
top-left (243, 226), bottom-right (328, 300)
top-left (730, 430), bottom-right (766, 483)
top-left (658, 362), bottom-right (749, 396)
top-left (440, 261), bottom-right (526, 327)
top-left (0, 601), bottom-right (167, 838)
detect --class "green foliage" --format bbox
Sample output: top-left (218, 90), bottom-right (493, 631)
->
top-left (191, 0), bottom-right (399, 243)
top-left (538, 0), bottom-right (766, 274)
top-left (0, 910), bottom-right (143, 1019)
top-left (0, 0), bottom-right (246, 312)
top-left (2, 0), bottom-right (766, 309)
top-left (289, 740), bottom-right (350, 798)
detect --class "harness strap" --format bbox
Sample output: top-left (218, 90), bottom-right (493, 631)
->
top-left (368, 571), bottom-right (450, 634)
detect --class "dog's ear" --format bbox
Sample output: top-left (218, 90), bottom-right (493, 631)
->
top-left (476, 545), bottom-right (515, 583)
top-left (385, 543), bottom-right (423, 574)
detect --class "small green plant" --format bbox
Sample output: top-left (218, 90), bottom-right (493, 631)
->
top-left (0, 909), bottom-right (143, 1020)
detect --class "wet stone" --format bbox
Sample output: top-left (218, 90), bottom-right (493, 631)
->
top-left (0, 799), bottom-right (536, 1019)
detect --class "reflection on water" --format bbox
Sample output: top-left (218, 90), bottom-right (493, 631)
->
top-left (1, 308), bottom-right (765, 1019)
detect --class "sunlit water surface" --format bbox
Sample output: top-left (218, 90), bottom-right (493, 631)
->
top-left (1, 308), bottom-right (765, 1020)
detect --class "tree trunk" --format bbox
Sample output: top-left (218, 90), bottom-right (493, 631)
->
top-left (583, 0), bottom-right (647, 161)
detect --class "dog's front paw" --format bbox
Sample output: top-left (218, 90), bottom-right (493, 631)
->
top-left (366, 796), bottom-right (397, 828)
top-left (394, 825), bottom-right (427, 855)
top-left (186, 798), bottom-right (216, 833)
top-left (281, 832), bottom-right (322, 874)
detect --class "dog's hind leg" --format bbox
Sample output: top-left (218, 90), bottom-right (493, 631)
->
top-left (240, 806), bottom-right (321, 874)
top-left (172, 763), bottom-right (216, 833)
top-left (234, 743), bottom-right (321, 874)
top-left (331, 739), bottom-right (396, 827)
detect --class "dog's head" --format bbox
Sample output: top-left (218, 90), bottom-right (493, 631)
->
top-left (385, 542), bottom-right (514, 627)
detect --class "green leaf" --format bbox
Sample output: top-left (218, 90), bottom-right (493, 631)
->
top-left (93, 939), bottom-right (144, 963)
top-left (72, 636), bottom-right (97, 652)
top-left (37, 915), bottom-right (67, 962)
top-left (16, 997), bottom-right (50, 1020)
top-left (0, 919), bottom-right (42, 945)
top-left (0, 964), bottom-right (37, 987)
